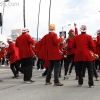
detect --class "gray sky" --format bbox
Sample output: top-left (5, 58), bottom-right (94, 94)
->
top-left (0, 0), bottom-right (100, 38)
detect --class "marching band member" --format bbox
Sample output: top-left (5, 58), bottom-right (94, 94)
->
top-left (0, 42), bottom-right (6, 66)
top-left (73, 25), bottom-right (95, 88)
top-left (7, 37), bottom-right (23, 78)
top-left (16, 28), bottom-right (36, 83)
top-left (96, 29), bottom-right (100, 72)
top-left (39, 24), bottom-right (64, 86)
top-left (64, 23), bottom-right (78, 80)
top-left (59, 36), bottom-right (67, 77)
top-left (35, 38), bottom-right (44, 71)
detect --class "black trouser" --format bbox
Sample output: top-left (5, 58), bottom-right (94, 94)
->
top-left (37, 59), bottom-right (44, 69)
top-left (95, 56), bottom-right (100, 70)
top-left (1, 57), bottom-right (5, 65)
top-left (64, 54), bottom-right (77, 76)
top-left (46, 60), bottom-right (60, 83)
top-left (42, 69), bottom-right (48, 76)
top-left (10, 61), bottom-right (23, 76)
top-left (75, 61), bottom-right (94, 86)
top-left (69, 62), bottom-right (74, 73)
top-left (21, 57), bottom-right (33, 81)
top-left (59, 58), bottom-right (66, 76)
top-left (83, 61), bottom-right (98, 78)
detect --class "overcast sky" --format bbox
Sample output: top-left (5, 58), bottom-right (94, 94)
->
top-left (0, 0), bottom-right (100, 38)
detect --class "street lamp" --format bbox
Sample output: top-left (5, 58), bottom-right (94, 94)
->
top-left (23, 0), bottom-right (26, 28)
top-left (62, 24), bottom-right (71, 32)
top-left (48, 0), bottom-right (51, 29)
top-left (1, 0), bottom-right (10, 34)
top-left (37, 0), bottom-right (41, 41)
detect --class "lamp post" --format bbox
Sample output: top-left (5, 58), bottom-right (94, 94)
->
top-left (62, 24), bottom-right (71, 32)
top-left (23, 0), bottom-right (26, 28)
top-left (37, 0), bottom-right (41, 41)
top-left (48, 0), bottom-right (51, 29)
top-left (1, 0), bottom-right (9, 34)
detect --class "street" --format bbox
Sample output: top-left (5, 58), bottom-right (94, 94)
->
top-left (0, 66), bottom-right (100, 100)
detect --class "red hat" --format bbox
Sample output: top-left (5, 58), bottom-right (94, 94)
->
top-left (68, 29), bottom-right (74, 33)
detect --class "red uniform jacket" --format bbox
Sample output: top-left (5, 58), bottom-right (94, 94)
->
top-left (8, 42), bottom-right (20, 64)
top-left (66, 27), bottom-right (78, 55)
top-left (39, 32), bottom-right (64, 60)
top-left (0, 47), bottom-right (5, 58)
top-left (35, 41), bottom-right (41, 58)
top-left (30, 45), bottom-right (36, 54)
top-left (16, 34), bottom-right (36, 59)
top-left (66, 38), bottom-right (75, 55)
top-left (93, 40), bottom-right (97, 54)
top-left (96, 35), bottom-right (100, 56)
top-left (73, 33), bottom-right (95, 62)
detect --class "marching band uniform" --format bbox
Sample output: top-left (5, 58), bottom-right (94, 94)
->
top-left (16, 28), bottom-right (36, 83)
top-left (39, 24), bottom-right (64, 86)
top-left (96, 30), bottom-right (100, 71)
top-left (59, 39), bottom-right (67, 77)
top-left (73, 25), bottom-right (95, 87)
top-left (7, 37), bottom-right (23, 78)
top-left (35, 40), bottom-right (44, 70)
top-left (64, 24), bottom-right (78, 80)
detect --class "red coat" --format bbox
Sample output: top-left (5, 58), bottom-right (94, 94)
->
top-left (16, 34), bottom-right (36, 59)
top-left (30, 45), bottom-right (36, 54)
top-left (65, 27), bottom-right (78, 55)
top-left (75, 27), bottom-right (78, 36)
top-left (8, 42), bottom-right (20, 64)
top-left (66, 38), bottom-right (75, 55)
top-left (39, 32), bottom-right (64, 60)
top-left (96, 35), bottom-right (100, 56)
top-left (35, 41), bottom-right (41, 58)
top-left (0, 47), bottom-right (5, 58)
top-left (73, 33), bottom-right (95, 62)
top-left (93, 40), bottom-right (97, 54)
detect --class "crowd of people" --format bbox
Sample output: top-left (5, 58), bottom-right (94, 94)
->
top-left (0, 23), bottom-right (100, 88)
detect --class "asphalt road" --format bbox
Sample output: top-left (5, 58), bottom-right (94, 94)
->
top-left (0, 66), bottom-right (100, 100)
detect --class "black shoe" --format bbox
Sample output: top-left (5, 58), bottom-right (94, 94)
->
top-left (59, 75), bottom-right (61, 77)
top-left (30, 80), bottom-right (35, 82)
top-left (42, 73), bottom-right (46, 76)
top-left (89, 85), bottom-right (95, 88)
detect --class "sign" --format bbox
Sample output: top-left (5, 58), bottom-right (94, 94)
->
top-left (59, 31), bottom-right (66, 38)
top-left (11, 29), bottom-right (21, 40)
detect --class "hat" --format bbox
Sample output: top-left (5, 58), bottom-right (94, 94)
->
top-left (80, 25), bottom-right (87, 32)
top-left (22, 28), bottom-right (29, 33)
top-left (49, 24), bottom-right (55, 31)
top-left (97, 29), bottom-right (100, 34)
top-left (68, 29), bottom-right (74, 33)
top-left (92, 37), bottom-right (96, 40)
top-left (26, 28), bottom-right (29, 32)
top-left (7, 37), bottom-right (13, 42)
